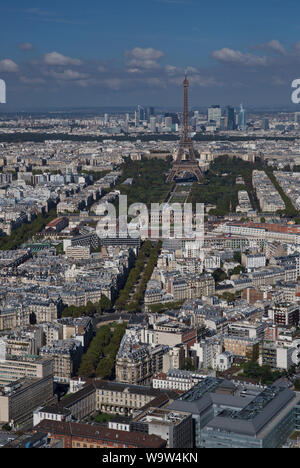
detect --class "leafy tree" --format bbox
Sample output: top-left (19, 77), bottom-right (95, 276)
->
top-left (233, 251), bottom-right (242, 264)
top-left (78, 359), bottom-right (95, 378)
top-left (230, 265), bottom-right (246, 276)
top-left (181, 358), bottom-right (197, 371)
top-left (78, 323), bottom-right (126, 379)
top-left (100, 295), bottom-right (112, 311)
top-left (212, 268), bottom-right (228, 283)
top-left (294, 379), bottom-right (300, 391)
top-left (96, 357), bottom-right (114, 379)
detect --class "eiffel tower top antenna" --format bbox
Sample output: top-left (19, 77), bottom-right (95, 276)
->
top-left (182, 74), bottom-right (190, 142)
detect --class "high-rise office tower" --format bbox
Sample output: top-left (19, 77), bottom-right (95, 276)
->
top-left (208, 105), bottom-right (221, 126)
top-left (136, 105), bottom-right (145, 126)
top-left (146, 107), bottom-right (155, 122)
top-left (262, 118), bottom-right (270, 131)
top-left (226, 106), bottom-right (236, 130)
top-left (150, 116), bottom-right (157, 133)
top-left (219, 117), bottom-right (226, 131)
top-left (164, 112), bottom-right (180, 126)
top-left (165, 116), bottom-right (173, 130)
top-left (124, 113), bottom-right (129, 133)
top-left (238, 104), bottom-right (247, 131)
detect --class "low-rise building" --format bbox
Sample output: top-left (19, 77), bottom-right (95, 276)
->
top-left (0, 376), bottom-right (54, 425)
top-left (132, 407), bottom-right (193, 448)
top-left (34, 420), bottom-right (167, 448)
top-left (40, 339), bottom-right (82, 383)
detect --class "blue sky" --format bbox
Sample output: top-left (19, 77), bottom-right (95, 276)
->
top-left (1, 0), bottom-right (300, 109)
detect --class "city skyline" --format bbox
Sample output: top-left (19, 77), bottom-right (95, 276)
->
top-left (2, 0), bottom-right (300, 108)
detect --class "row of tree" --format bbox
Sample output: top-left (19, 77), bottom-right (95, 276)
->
top-left (115, 157), bottom-right (173, 209)
top-left (265, 168), bottom-right (300, 218)
top-left (62, 296), bottom-right (112, 318)
top-left (125, 241), bottom-right (162, 313)
top-left (188, 155), bottom-right (263, 216)
top-left (241, 362), bottom-right (284, 385)
top-left (78, 322), bottom-right (127, 379)
top-left (0, 207), bottom-right (57, 251)
top-left (148, 300), bottom-right (185, 314)
top-left (115, 240), bottom-right (162, 312)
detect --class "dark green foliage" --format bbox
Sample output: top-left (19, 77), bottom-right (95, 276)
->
top-left (0, 133), bottom-right (298, 144)
top-left (181, 358), bottom-right (197, 371)
top-left (241, 362), bottom-right (284, 385)
top-left (294, 379), bottom-right (300, 391)
top-left (78, 323), bottom-right (127, 379)
top-left (115, 240), bottom-right (162, 312)
top-left (100, 295), bottom-right (112, 312)
top-left (62, 296), bottom-right (111, 318)
top-left (96, 357), bottom-right (114, 379)
top-left (92, 413), bottom-right (114, 424)
top-left (81, 170), bottom-right (110, 182)
top-left (115, 157), bottom-right (173, 208)
top-left (148, 300), bottom-right (185, 313)
top-left (265, 168), bottom-right (299, 217)
top-left (2, 424), bottom-right (11, 431)
top-left (212, 268), bottom-right (228, 283)
top-left (233, 251), bottom-right (242, 264)
top-left (0, 208), bottom-right (57, 251)
top-left (188, 155), bottom-right (263, 215)
top-left (229, 265), bottom-right (246, 276)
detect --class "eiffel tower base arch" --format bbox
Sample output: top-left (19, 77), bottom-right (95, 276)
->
top-left (167, 162), bottom-right (203, 183)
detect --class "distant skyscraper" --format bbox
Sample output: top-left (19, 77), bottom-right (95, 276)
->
top-left (262, 118), bottom-right (270, 131)
top-left (150, 116), bottom-right (157, 133)
top-left (104, 114), bottom-right (109, 125)
top-left (219, 117), bottom-right (226, 131)
top-left (238, 104), bottom-right (247, 131)
top-left (136, 105), bottom-right (145, 126)
top-left (146, 107), bottom-right (155, 122)
top-left (164, 113), bottom-right (180, 126)
top-left (208, 105), bottom-right (221, 126)
top-left (226, 106), bottom-right (236, 130)
top-left (165, 116), bottom-right (173, 130)
top-left (295, 112), bottom-right (300, 124)
top-left (124, 113), bottom-right (129, 133)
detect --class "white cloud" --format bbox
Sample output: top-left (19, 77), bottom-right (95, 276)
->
top-left (104, 78), bottom-right (122, 90)
top-left (188, 74), bottom-right (218, 87)
top-left (125, 47), bottom-right (165, 70)
top-left (0, 59), bottom-right (19, 72)
top-left (20, 76), bottom-right (45, 85)
top-left (18, 42), bottom-right (34, 51)
top-left (255, 40), bottom-right (286, 55)
top-left (43, 52), bottom-right (82, 66)
top-left (127, 68), bottom-right (142, 74)
top-left (44, 69), bottom-right (88, 81)
top-left (212, 48), bottom-right (268, 66)
top-left (186, 66), bottom-right (199, 74)
top-left (292, 42), bottom-right (300, 53)
top-left (127, 47), bottom-right (165, 61)
top-left (265, 40), bottom-right (286, 55)
top-left (146, 77), bottom-right (165, 88)
top-left (165, 65), bottom-right (180, 75)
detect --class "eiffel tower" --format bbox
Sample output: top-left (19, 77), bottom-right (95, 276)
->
top-left (167, 76), bottom-right (203, 183)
